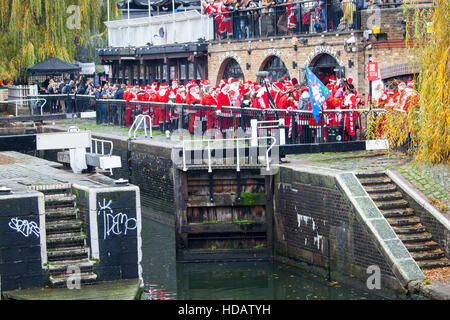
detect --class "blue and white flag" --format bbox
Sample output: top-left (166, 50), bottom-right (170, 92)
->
top-left (305, 65), bottom-right (330, 123)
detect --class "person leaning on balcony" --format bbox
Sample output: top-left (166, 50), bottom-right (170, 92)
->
top-left (261, 0), bottom-right (275, 37)
top-left (339, 0), bottom-right (355, 30)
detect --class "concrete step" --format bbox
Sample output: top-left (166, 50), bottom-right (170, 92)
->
top-left (404, 242), bottom-right (440, 252)
top-left (46, 232), bottom-right (86, 248)
top-left (358, 177), bottom-right (392, 185)
top-left (47, 259), bottom-right (96, 276)
top-left (45, 207), bottom-right (79, 221)
top-left (29, 183), bottom-right (72, 195)
top-left (392, 225), bottom-right (426, 234)
top-left (375, 199), bottom-right (409, 210)
top-left (369, 192), bottom-right (403, 202)
top-left (47, 247), bottom-right (89, 262)
top-left (49, 272), bottom-right (97, 288)
top-left (381, 208), bottom-right (415, 218)
top-left (356, 172), bottom-right (387, 179)
top-left (411, 251), bottom-right (445, 261)
top-left (398, 233), bottom-right (433, 243)
top-left (417, 259), bottom-right (450, 269)
top-left (387, 216), bottom-right (421, 226)
top-left (44, 194), bottom-right (76, 208)
top-left (364, 183), bottom-right (397, 194)
top-left (46, 220), bottom-right (83, 234)
top-left (45, 194), bottom-right (76, 203)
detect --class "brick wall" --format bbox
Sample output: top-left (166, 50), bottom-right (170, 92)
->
top-left (129, 149), bottom-right (174, 214)
top-left (274, 166), bottom-right (402, 293)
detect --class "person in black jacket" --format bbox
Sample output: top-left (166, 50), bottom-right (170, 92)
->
top-left (111, 84), bottom-right (125, 125)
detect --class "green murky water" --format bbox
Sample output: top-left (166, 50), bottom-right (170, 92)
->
top-left (140, 212), bottom-right (385, 300)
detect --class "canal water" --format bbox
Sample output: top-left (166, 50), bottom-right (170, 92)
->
top-left (140, 208), bottom-right (384, 300)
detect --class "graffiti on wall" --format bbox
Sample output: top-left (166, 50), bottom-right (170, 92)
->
top-left (8, 217), bottom-right (40, 238)
top-left (97, 198), bottom-right (137, 240)
top-left (295, 206), bottom-right (325, 252)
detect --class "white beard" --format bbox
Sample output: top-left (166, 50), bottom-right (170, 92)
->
top-left (159, 89), bottom-right (166, 96)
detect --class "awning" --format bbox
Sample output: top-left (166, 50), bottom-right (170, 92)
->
top-left (27, 57), bottom-right (81, 75)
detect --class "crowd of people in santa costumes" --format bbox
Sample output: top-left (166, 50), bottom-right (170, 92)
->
top-left (112, 74), bottom-right (367, 143)
top-left (369, 78), bottom-right (418, 137)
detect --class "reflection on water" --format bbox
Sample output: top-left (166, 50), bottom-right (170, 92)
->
top-left (140, 212), bottom-right (383, 300)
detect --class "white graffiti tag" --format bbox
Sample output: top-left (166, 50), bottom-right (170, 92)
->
top-left (8, 218), bottom-right (40, 238)
top-left (97, 199), bottom-right (137, 240)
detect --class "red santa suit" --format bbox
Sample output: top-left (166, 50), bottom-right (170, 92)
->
top-left (216, 84), bottom-right (233, 131)
top-left (342, 92), bottom-right (358, 140)
top-left (186, 85), bottom-right (202, 133)
top-left (124, 88), bottom-right (138, 127)
top-left (156, 83), bottom-right (170, 126)
top-left (287, 4), bottom-right (297, 31)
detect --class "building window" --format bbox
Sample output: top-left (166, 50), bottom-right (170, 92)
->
top-left (263, 56), bottom-right (289, 82)
top-left (222, 59), bottom-right (244, 81)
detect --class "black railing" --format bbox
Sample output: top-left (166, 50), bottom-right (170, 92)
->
top-left (209, 0), bottom-right (362, 41)
top-left (22, 94), bottom-right (379, 145)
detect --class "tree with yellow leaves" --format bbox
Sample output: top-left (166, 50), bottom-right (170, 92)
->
top-left (366, 0), bottom-right (449, 164)
top-left (0, 0), bottom-right (121, 82)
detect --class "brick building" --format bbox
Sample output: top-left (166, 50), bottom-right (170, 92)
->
top-left (99, 1), bottom-right (430, 96)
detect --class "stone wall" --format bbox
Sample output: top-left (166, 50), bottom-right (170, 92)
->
top-left (273, 165), bottom-right (422, 296)
top-left (0, 191), bottom-right (47, 293)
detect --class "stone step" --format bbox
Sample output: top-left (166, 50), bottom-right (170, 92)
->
top-left (46, 233), bottom-right (86, 248)
top-left (49, 272), bottom-right (97, 288)
top-left (45, 194), bottom-right (76, 203)
top-left (364, 183), bottom-right (397, 194)
top-left (46, 220), bottom-right (83, 234)
top-left (45, 207), bottom-right (79, 221)
top-left (358, 177), bottom-right (392, 185)
top-left (375, 199), bottom-right (409, 210)
top-left (381, 208), bottom-right (415, 218)
top-left (47, 247), bottom-right (89, 262)
top-left (398, 233), bottom-right (433, 243)
top-left (411, 251), bottom-right (445, 261)
top-left (29, 183), bottom-right (72, 195)
top-left (369, 192), bottom-right (404, 202)
top-left (392, 225), bottom-right (426, 234)
top-left (47, 259), bottom-right (96, 276)
top-left (356, 172), bottom-right (387, 179)
top-left (416, 259), bottom-right (450, 269)
top-left (387, 216), bottom-right (421, 226)
top-left (404, 242), bottom-right (440, 252)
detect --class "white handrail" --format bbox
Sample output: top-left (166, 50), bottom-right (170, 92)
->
top-left (1, 98), bottom-right (47, 116)
top-left (182, 136), bottom-right (276, 173)
top-left (90, 138), bottom-right (114, 157)
top-left (128, 114), bottom-right (152, 139)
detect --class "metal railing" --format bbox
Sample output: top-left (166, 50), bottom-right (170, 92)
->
top-left (20, 94), bottom-right (390, 146)
top-left (182, 135), bottom-right (277, 173)
top-left (90, 138), bottom-right (114, 157)
top-left (128, 114), bottom-right (153, 139)
top-left (208, 0), bottom-right (361, 41)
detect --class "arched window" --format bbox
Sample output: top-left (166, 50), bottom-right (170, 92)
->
top-left (221, 59), bottom-right (244, 81)
top-left (262, 56), bottom-right (289, 81)
top-left (309, 53), bottom-right (345, 83)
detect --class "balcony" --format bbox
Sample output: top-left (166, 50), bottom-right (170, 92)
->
top-left (105, 10), bottom-right (214, 47)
